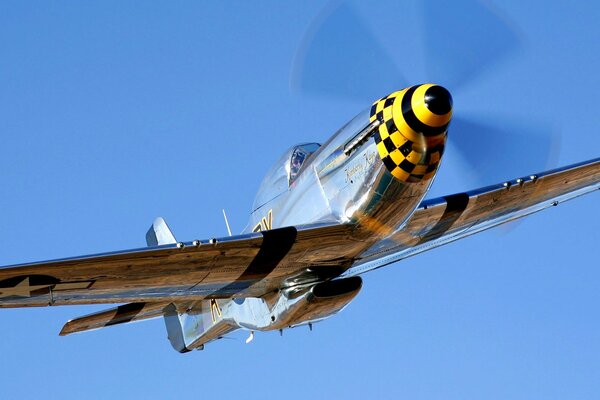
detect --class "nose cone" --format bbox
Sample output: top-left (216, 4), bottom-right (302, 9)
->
top-left (409, 84), bottom-right (453, 137)
top-left (424, 85), bottom-right (453, 116)
top-left (370, 84), bottom-right (452, 183)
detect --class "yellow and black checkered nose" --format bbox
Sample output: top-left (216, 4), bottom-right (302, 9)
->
top-left (370, 84), bottom-right (452, 182)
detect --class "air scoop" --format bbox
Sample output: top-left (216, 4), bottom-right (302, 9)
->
top-left (370, 84), bottom-right (452, 182)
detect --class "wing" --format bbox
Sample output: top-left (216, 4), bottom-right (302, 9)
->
top-left (347, 157), bottom-right (600, 275)
top-left (0, 223), bottom-right (359, 308)
top-left (3, 159), bottom-right (598, 308)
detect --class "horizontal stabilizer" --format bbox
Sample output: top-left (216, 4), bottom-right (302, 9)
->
top-left (163, 301), bottom-right (238, 353)
top-left (146, 217), bottom-right (177, 246)
top-left (60, 302), bottom-right (168, 336)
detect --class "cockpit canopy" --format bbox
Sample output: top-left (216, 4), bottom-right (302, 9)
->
top-left (252, 143), bottom-right (321, 212)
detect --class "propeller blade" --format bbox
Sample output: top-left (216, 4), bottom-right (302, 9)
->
top-left (447, 115), bottom-right (560, 235)
top-left (421, 0), bottom-right (523, 90)
top-left (292, 0), bottom-right (523, 100)
top-left (449, 115), bottom-right (561, 184)
top-left (291, 1), bottom-right (558, 188)
top-left (290, 2), bottom-right (406, 101)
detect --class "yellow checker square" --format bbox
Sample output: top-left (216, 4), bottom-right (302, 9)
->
top-left (376, 141), bottom-right (390, 158)
top-left (382, 106), bottom-right (393, 121)
top-left (391, 168), bottom-right (411, 181)
top-left (407, 150), bottom-right (425, 165)
top-left (389, 131), bottom-right (409, 149)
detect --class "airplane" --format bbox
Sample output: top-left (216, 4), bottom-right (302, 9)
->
top-left (1, 83), bottom-right (598, 353)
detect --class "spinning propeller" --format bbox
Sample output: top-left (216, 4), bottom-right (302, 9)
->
top-left (290, 0), bottom-right (560, 185)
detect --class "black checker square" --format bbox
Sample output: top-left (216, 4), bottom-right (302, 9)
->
top-left (385, 118), bottom-right (398, 134)
top-left (399, 159), bottom-right (417, 173)
top-left (382, 155), bottom-right (398, 172)
top-left (370, 104), bottom-right (377, 117)
top-left (399, 141), bottom-right (413, 156)
top-left (382, 136), bottom-right (396, 154)
top-left (374, 132), bottom-right (382, 144)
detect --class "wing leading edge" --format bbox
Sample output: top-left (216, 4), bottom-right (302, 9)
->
top-left (347, 157), bottom-right (600, 275)
top-left (0, 223), bottom-right (359, 308)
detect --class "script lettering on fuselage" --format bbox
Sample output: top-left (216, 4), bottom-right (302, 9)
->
top-left (345, 150), bottom-right (377, 183)
top-left (252, 209), bottom-right (273, 232)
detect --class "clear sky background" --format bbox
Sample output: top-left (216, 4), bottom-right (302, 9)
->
top-left (0, 1), bottom-right (598, 399)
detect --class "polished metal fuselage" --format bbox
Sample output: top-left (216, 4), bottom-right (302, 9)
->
top-left (192, 108), bottom-right (441, 343)
top-left (166, 276), bottom-right (363, 351)
top-left (246, 108), bottom-right (436, 242)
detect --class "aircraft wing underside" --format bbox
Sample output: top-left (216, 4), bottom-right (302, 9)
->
top-left (0, 158), bottom-right (598, 311)
top-left (0, 223), bottom-right (359, 307)
top-left (346, 157), bottom-right (600, 276)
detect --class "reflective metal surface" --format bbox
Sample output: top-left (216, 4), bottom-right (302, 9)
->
top-left (162, 277), bottom-right (362, 352)
top-left (0, 85), bottom-right (598, 353)
top-left (247, 102), bottom-right (443, 241)
top-left (345, 157), bottom-right (600, 276)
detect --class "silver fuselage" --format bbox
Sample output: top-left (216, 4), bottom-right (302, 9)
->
top-left (246, 108), bottom-right (436, 239)
top-left (175, 107), bottom-right (442, 348)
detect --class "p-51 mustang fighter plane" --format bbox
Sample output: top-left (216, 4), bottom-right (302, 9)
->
top-left (1, 84), bottom-right (599, 353)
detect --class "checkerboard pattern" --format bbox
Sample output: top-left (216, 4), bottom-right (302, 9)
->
top-left (369, 85), bottom-right (449, 183)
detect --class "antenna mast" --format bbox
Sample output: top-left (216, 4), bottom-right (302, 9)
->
top-left (222, 209), bottom-right (233, 236)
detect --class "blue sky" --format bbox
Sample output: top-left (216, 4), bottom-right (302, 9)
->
top-left (0, 1), bottom-right (598, 398)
